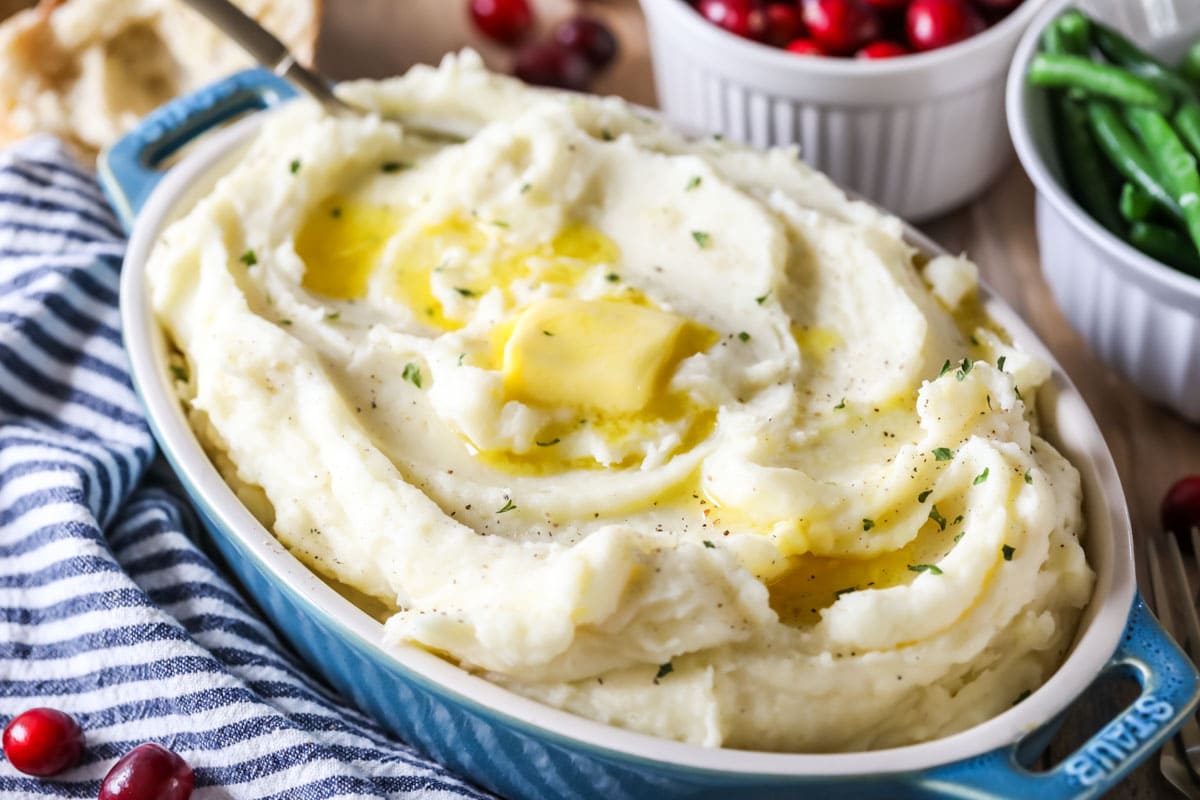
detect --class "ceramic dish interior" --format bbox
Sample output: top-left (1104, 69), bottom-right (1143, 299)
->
top-left (101, 68), bottom-right (1197, 799)
top-left (1007, 0), bottom-right (1200, 421)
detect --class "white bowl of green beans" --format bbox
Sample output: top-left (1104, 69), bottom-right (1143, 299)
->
top-left (1008, 0), bottom-right (1200, 423)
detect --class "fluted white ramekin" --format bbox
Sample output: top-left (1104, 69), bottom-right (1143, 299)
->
top-left (640, 0), bottom-right (1048, 220)
top-left (1008, 0), bottom-right (1200, 423)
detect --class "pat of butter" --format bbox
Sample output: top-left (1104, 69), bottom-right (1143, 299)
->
top-left (503, 298), bottom-right (689, 413)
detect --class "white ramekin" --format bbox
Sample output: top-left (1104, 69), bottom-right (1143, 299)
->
top-left (639, 0), bottom-right (1049, 220)
top-left (1007, 0), bottom-right (1200, 423)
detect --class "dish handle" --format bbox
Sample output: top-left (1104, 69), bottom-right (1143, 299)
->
top-left (928, 594), bottom-right (1199, 798)
top-left (98, 68), bottom-right (298, 232)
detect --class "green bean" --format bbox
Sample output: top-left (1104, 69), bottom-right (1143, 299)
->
top-left (1085, 101), bottom-right (1182, 219)
top-left (1125, 106), bottom-right (1200, 254)
top-left (1174, 102), bottom-right (1200, 161)
top-left (1053, 10), bottom-right (1092, 55)
top-left (1180, 40), bottom-right (1200, 86)
top-left (1093, 23), bottom-right (1196, 100)
top-left (1029, 54), bottom-right (1175, 112)
top-left (1040, 20), bottom-right (1068, 55)
top-left (1119, 182), bottom-right (1154, 222)
top-left (1130, 222), bottom-right (1200, 277)
top-left (1056, 99), bottom-right (1124, 233)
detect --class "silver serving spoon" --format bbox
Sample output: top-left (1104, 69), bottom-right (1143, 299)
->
top-left (180, 0), bottom-right (464, 140)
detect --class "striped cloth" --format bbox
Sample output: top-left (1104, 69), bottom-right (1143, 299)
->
top-left (0, 136), bottom-right (493, 799)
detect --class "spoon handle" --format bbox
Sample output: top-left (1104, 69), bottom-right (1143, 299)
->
top-left (179, 0), bottom-right (354, 115)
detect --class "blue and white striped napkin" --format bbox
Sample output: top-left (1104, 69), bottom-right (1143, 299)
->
top-left (0, 136), bottom-right (493, 799)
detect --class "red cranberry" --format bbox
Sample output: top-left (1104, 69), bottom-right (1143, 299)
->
top-left (514, 41), bottom-right (594, 91)
top-left (697, 0), bottom-right (768, 41)
top-left (554, 16), bottom-right (619, 69)
top-left (468, 0), bottom-right (534, 45)
top-left (857, 40), bottom-right (912, 58)
top-left (906, 0), bottom-right (984, 52)
top-left (99, 743), bottom-right (193, 800)
top-left (763, 3), bottom-right (805, 47)
top-left (785, 37), bottom-right (827, 55)
top-left (1162, 475), bottom-right (1200, 549)
top-left (2, 708), bottom-right (84, 777)
top-left (801, 0), bottom-right (882, 55)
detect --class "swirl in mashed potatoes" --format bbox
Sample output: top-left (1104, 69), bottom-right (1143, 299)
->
top-left (147, 52), bottom-right (1094, 752)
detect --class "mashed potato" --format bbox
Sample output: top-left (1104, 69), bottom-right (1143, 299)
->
top-left (147, 52), bottom-right (1094, 752)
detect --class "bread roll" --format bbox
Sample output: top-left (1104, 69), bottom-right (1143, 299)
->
top-left (0, 0), bottom-right (320, 158)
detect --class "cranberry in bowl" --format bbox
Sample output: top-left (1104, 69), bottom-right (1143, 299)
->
top-left (640, 0), bottom-right (1047, 219)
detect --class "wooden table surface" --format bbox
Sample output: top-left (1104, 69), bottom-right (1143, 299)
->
top-left (324, 0), bottom-right (1200, 794)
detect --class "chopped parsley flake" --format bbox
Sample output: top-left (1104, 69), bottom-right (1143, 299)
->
top-left (835, 587), bottom-right (857, 598)
top-left (520, 182), bottom-right (532, 194)
top-left (497, 498), bottom-right (517, 514)
top-left (1024, 468), bottom-right (1033, 485)
top-left (834, 398), bottom-right (846, 410)
top-left (933, 447), bottom-right (955, 462)
top-left (454, 287), bottom-right (475, 297)
top-left (918, 489), bottom-right (932, 503)
top-left (289, 159), bottom-right (300, 174)
top-left (606, 272), bottom-right (620, 282)
top-left (954, 531), bottom-right (966, 543)
top-left (402, 362), bottom-right (422, 388)
top-left (601, 128), bottom-right (615, 141)
top-left (862, 518), bottom-right (875, 531)
top-left (952, 514), bottom-right (964, 526)
top-left (330, 207), bottom-right (342, 219)
top-left (169, 364), bottom-right (188, 382)
top-left (457, 353), bottom-right (466, 366)
top-left (325, 311), bottom-right (340, 321)
top-left (1014, 385), bottom-right (1024, 401)
top-left (278, 319), bottom-right (292, 326)
top-left (492, 220), bottom-right (510, 229)
top-left (939, 359), bottom-right (952, 377)
top-left (542, 329), bottom-right (554, 336)
top-left (955, 357), bottom-right (974, 381)
top-left (1002, 544), bottom-right (1015, 561)
top-left (686, 175), bottom-right (702, 191)
top-left (691, 230), bottom-right (711, 248)
top-left (535, 438), bottom-right (560, 447)
top-left (908, 563), bottom-right (943, 575)
top-left (928, 505), bottom-right (947, 531)
top-left (973, 467), bottom-right (989, 485)
top-left (381, 161), bottom-right (412, 173)
top-left (703, 540), bottom-right (715, 549)
top-left (239, 250), bottom-right (257, 266)
top-left (997, 355), bottom-right (1007, 372)
top-left (655, 662), bottom-right (674, 680)
top-left (755, 292), bottom-right (770, 305)
top-left (737, 331), bottom-right (751, 342)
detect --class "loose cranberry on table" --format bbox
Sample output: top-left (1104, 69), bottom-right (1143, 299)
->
top-left (554, 16), bottom-right (619, 70)
top-left (1162, 475), bottom-right (1200, 546)
top-left (2, 708), bottom-right (84, 777)
top-left (857, 40), bottom-right (911, 58)
top-left (514, 40), bottom-right (594, 91)
top-left (468, 0), bottom-right (534, 45)
top-left (697, 0), bottom-right (768, 41)
top-left (801, 0), bottom-right (882, 56)
top-left (906, 0), bottom-right (985, 52)
top-left (99, 743), bottom-right (193, 800)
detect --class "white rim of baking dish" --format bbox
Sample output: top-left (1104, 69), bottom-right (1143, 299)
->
top-left (1007, 0), bottom-right (1200, 313)
top-left (120, 109), bottom-right (1133, 776)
